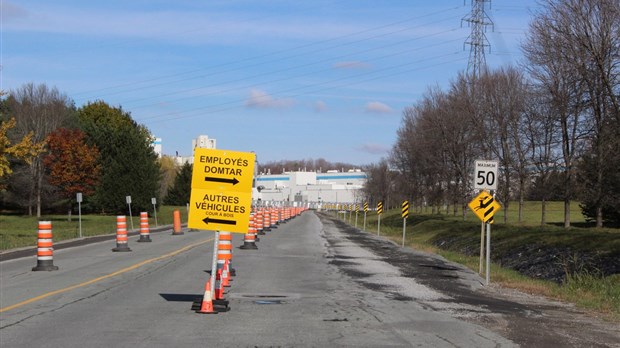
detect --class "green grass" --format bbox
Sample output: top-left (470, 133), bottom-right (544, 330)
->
top-left (351, 201), bottom-right (620, 321)
top-left (0, 206), bottom-right (189, 250)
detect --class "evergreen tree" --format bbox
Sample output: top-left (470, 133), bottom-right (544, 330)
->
top-left (78, 101), bottom-right (161, 214)
top-left (164, 162), bottom-right (192, 206)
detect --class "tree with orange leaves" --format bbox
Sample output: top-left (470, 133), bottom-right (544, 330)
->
top-left (43, 128), bottom-right (101, 213)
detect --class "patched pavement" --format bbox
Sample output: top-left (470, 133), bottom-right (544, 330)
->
top-left (317, 212), bottom-right (620, 348)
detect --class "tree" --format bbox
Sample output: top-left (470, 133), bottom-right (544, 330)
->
top-left (6, 83), bottom-right (75, 216)
top-left (164, 162), bottom-right (192, 206)
top-left (362, 159), bottom-right (392, 209)
top-left (522, 0), bottom-right (619, 228)
top-left (78, 101), bottom-right (161, 214)
top-left (43, 128), bottom-right (101, 217)
top-left (522, 90), bottom-right (561, 225)
top-left (0, 118), bottom-right (44, 190)
top-left (158, 155), bottom-right (178, 201)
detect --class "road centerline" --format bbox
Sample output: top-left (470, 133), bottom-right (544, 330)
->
top-left (0, 237), bottom-right (214, 313)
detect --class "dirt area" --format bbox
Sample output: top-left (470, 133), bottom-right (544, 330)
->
top-left (319, 213), bottom-right (620, 348)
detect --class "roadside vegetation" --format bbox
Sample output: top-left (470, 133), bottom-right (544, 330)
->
top-left (0, 206), bottom-right (188, 251)
top-left (347, 201), bottom-right (620, 322)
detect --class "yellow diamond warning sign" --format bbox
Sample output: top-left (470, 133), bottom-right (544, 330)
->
top-left (468, 191), bottom-right (501, 223)
top-left (188, 148), bottom-right (255, 233)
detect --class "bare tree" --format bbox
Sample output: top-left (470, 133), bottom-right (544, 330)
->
top-left (522, 89), bottom-right (562, 226)
top-left (445, 74), bottom-right (486, 218)
top-left (362, 159), bottom-right (395, 209)
top-left (477, 68), bottom-right (529, 223)
top-left (523, 0), bottom-right (619, 228)
top-left (7, 83), bottom-right (74, 217)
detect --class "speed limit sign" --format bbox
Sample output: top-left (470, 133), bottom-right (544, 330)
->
top-left (474, 160), bottom-right (498, 190)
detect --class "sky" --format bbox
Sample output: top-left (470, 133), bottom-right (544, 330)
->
top-left (2, 0), bottom-right (540, 167)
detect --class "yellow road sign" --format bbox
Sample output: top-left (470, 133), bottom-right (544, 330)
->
top-left (191, 148), bottom-right (255, 192)
top-left (468, 191), bottom-right (501, 223)
top-left (188, 148), bottom-right (255, 233)
top-left (377, 201), bottom-right (383, 214)
top-left (402, 200), bottom-right (409, 219)
top-left (188, 189), bottom-right (252, 233)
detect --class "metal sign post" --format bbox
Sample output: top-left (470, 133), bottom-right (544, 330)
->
top-left (152, 197), bottom-right (158, 227)
top-left (468, 190), bottom-right (501, 286)
top-left (486, 221), bottom-right (491, 285)
top-left (77, 192), bottom-right (83, 238)
top-left (480, 221), bottom-right (485, 274)
top-left (126, 195), bottom-right (134, 231)
top-left (210, 231), bottom-right (220, 299)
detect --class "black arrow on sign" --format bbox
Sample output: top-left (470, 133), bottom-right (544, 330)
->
top-left (204, 176), bottom-right (239, 185)
top-left (202, 217), bottom-right (237, 226)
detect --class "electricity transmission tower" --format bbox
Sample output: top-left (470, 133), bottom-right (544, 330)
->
top-left (462, 0), bottom-right (494, 79)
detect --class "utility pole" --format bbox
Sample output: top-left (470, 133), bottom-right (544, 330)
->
top-left (462, 0), bottom-right (493, 79)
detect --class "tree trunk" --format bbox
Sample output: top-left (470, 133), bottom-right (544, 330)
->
top-left (564, 199), bottom-right (571, 229)
top-left (36, 165), bottom-right (42, 218)
top-left (541, 198), bottom-right (546, 227)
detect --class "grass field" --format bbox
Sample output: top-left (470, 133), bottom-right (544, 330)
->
top-left (408, 200), bottom-right (588, 226)
top-left (0, 206), bottom-right (189, 251)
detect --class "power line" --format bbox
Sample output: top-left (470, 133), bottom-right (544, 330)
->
top-left (124, 27), bottom-right (463, 111)
top-left (71, 6), bottom-right (463, 103)
top-left (140, 50), bottom-right (466, 124)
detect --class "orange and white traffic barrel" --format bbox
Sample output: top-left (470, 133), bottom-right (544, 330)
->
top-left (240, 213), bottom-right (258, 250)
top-left (112, 215), bottom-right (132, 252)
top-left (256, 209), bottom-right (265, 235)
top-left (263, 209), bottom-right (271, 232)
top-left (32, 221), bottom-right (59, 271)
top-left (217, 231), bottom-right (235, 276)
top-left (270, 208), bottom-right (278, 229)
top-left (276, 207), bottom-right (283, 224)
top-left (137, 212), bottom-right (152, 242)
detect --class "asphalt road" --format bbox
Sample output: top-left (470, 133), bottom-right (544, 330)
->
top-left (1, 211), bottom-right (618, 347)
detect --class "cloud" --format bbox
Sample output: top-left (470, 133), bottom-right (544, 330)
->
top-left (1, 5), bottom-right (368, 46)
top-left (357, 143), bottom-right (389, 155)
top-left (332, 61), bottom-right (372, 69)
top-left (314, 100), bottom-right (327, 112)
top-left (245, 89), bottom-right (294, 109)
top-left (1, 2), bottom-right (30, 22)
top-left (364, 101), bottom-right (393, 114)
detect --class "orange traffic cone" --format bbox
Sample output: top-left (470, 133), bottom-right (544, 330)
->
top-left (196, 277), bottom-right (218, 314)
top-left (222, 259), bottom-right (231, 288)
top-left (214, 269), bottom-right (225, 300)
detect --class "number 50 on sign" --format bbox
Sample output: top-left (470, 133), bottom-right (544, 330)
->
top-left (474, 160), bottom-right (498, 191)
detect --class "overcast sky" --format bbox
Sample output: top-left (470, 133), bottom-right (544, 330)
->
top-left (2, 0), bottom-right (540, 166)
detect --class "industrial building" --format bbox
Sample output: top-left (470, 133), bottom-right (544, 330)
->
top-left (154, 134), bottom-right (367, 206)
top-left (255, 170), bottom-right (367, 206)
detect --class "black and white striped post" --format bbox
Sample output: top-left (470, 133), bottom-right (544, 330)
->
top-left (401, 200), bottom-right (409, 247)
